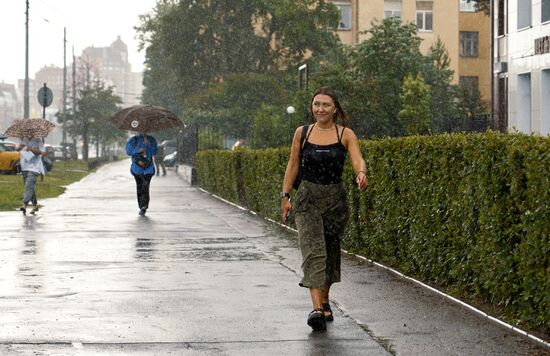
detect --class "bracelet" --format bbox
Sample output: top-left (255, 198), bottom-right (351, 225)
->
top-left (356, 171), bottom-right (366, 177)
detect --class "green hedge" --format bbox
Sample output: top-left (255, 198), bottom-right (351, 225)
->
top-left (196, 132), bottom-right (549, 333)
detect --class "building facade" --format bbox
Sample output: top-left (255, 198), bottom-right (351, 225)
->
top-left (80, 36), bottom-right (143, 107)
top-left (0, 83), bottom-right (18, 132)
top-left (494, 0), bottom-right (550, 135)
top-left (329, 0), bottom-right (491, 104)
top-left (458, 0), bottom-right (491, 107)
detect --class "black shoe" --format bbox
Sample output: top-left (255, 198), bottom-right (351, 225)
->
top-left (307, 309), bottom-right (326, 331)
top-left (139, 208), bottom-right (146, 216)
top-left (322, 303), bottom-right (334, 322)
top-left (19, 206), bottom-right (26, 215)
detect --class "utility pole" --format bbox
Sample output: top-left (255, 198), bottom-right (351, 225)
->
top-left (62, 27), bottom-right (67, 158)
top-left (72, 46), bottom-right (77, 159)
top-left (24, 0), bottom-right (29, 119)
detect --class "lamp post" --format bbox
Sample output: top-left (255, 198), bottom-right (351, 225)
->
top-left (24, 0), bottom-right (29, 119)
top-left (286, 105), bottom-right (296, 138)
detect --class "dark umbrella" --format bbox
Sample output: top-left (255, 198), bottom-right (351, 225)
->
top-left (5, 118), bottom-right (55, 138)
top-left (110, 105), bottom-right (183, 133)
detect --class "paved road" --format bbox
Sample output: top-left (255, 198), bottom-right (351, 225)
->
top-left (0, 160), bottom-right (547, 355)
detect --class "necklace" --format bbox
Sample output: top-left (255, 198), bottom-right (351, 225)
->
top-left (316, 124), bottom-right (335, 131)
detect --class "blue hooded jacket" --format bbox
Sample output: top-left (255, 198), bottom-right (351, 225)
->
top-left (125, 134), bottom-right (158, 175)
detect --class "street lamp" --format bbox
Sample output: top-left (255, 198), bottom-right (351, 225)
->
top-left (286, 106), bottom-right (296, 115)
top-left (286, 106), bottom-right (295, 142)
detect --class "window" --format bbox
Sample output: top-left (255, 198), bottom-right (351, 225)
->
top-left (542, 70), bottom-right (550, 135)
top-left (543, 0), bottom-right (550, 23)
top-left (416, 1), bottom-right (433, 31)
top-left (517, 73), bottom-right (532, 133)
top-left (498, 0), bottom-right (506, 36)
top-left (460, 32), bottom-right (479, 57)
top-left (385, 10), bottom-right (402, 19)
top-left (497, 77), bottom-right (508, 131)
top-left (335, 3), bottom-right (352, 30)
top-left (517, 0), bottom-right (532, 29)
top-left (460, 76), bottom-right (479, 90)
top-left (385, 0), bottom-right (402, 19)
top-left (460, 0), bottom-right (477, 12)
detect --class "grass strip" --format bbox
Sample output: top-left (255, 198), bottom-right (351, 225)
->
top-left (0, 160), bottom-right (90, 211)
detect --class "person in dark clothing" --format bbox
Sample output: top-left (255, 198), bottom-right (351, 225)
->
top-left (125, 133), bottom-right (158, 215)
top-left (155, 142), bottom-right (166, 176)
top-left (281, 87), bottom-right (368, 331)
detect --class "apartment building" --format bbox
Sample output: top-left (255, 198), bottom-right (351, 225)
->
top-left (494, 0), bottom-right (550, 134)
top-left (0, 83), bottom-right (18, 132)
top-left (80, 36), bottom-right (143, 107)
top-left (458, 0), bottom-right (491, 107)
top-left (329, 1), bottom-right (491, 104)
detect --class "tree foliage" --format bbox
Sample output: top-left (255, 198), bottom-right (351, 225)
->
top-left (73, 84), bottom-right (123, 160)
top-left (250, 104), bottom-right (290, 149)
top-left (184, 72), bottom-right (290, 141)
top-left (58, 61), bottom-right (124, 160)
top-left (398, 73), bottom-right (431, 135)
top-left (136, 0), bottom-right (340, 112)
top-left (468, 0), bottom-right (490, 15)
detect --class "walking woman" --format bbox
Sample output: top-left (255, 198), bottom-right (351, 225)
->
top-left (126, 132), bottom-right (158, 215)
top-left (280, 87), bottom-right (368, 331)
top-left (16, 137), bottom-right (45, 215)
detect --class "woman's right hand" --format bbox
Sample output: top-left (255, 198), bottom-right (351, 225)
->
top-left (281, 198), bottom-right (292, 224)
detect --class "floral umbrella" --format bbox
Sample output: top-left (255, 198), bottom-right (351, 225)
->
top-left (110, 105), bottom-right (183, 133)
top-left (4, 118), bottom-right (55, 139)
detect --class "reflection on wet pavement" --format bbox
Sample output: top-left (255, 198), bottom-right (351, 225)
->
top-left (135, 238), bottom-right (155, 261)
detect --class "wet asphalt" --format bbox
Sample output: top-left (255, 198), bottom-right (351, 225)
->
top-left (0, 160), bottom-right (547, 356)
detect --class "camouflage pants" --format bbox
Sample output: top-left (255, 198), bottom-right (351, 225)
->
top-left (293, 180), bottom-right (349, 289)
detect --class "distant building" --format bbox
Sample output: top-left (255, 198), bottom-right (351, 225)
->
top-left (15, 36), bottom-right (143, 119)
top-left (329, 0), bottom-right (491, 104)
top-left (0, 82), bottom-right (18, 132)
top-left (493, 0), bottom-right (550, 134)
top-left (79, 36), bottom-right (143, 107)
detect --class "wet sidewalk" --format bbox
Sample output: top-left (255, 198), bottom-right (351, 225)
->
top-left (0, 160), bottom-right (547, 355)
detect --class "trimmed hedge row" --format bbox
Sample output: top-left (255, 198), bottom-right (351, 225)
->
top-left (196, 132), bottom-right (549, 333)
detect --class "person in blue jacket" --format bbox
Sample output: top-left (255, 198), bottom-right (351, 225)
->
top-left (125, 133), bottom-right (158, 215)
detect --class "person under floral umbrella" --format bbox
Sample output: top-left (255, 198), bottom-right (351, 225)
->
top-left (5, 118), bottom-right (54, 215)
top-left (16, 135), bottom-right (45, 215)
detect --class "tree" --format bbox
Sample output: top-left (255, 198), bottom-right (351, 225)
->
top-left (136, 0), bottom-right (340, 111)
top-left (424, 38), bottom-right (458, 132)
top-left (310, 19), bottom-right (461, 137)
top-left (249, 104), bottom-right (290, 149)
top-left (74, 84), bottom-right (123, 160)
top-left (398, 73), bottom-right (431, 135)
top-left (455, 80), bottom-right (488, 119)
top-left (184, 72), bottom-right (290, 140)
top-left (351, 18), bottom-right (426, 136)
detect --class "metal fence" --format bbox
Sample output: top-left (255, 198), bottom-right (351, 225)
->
top-left (440, 113), bottom-right (493, 133)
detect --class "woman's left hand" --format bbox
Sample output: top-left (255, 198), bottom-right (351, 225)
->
top-left (356, 171), bottom-right (368, 190)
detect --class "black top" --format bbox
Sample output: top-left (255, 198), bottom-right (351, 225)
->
top-left (301, 126), bottom-right (347, 185)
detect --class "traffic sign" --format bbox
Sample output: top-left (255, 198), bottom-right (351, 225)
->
top-left (37, 85), bottom-right (53, 108)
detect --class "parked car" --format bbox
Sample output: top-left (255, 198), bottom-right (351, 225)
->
top-left (163, 151), bottom-right (177, 167)
top-left (44, 144), bottom-right (65, 160)
top-left (0, 139), bottom-right (17, 151)
top-left (0, 142), bottom-right (20, 174)
top-left (161, 140), bottom-right (176, 156)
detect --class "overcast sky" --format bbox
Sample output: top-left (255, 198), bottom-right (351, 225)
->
top-left (0, 0), bottom-right (159, 87)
